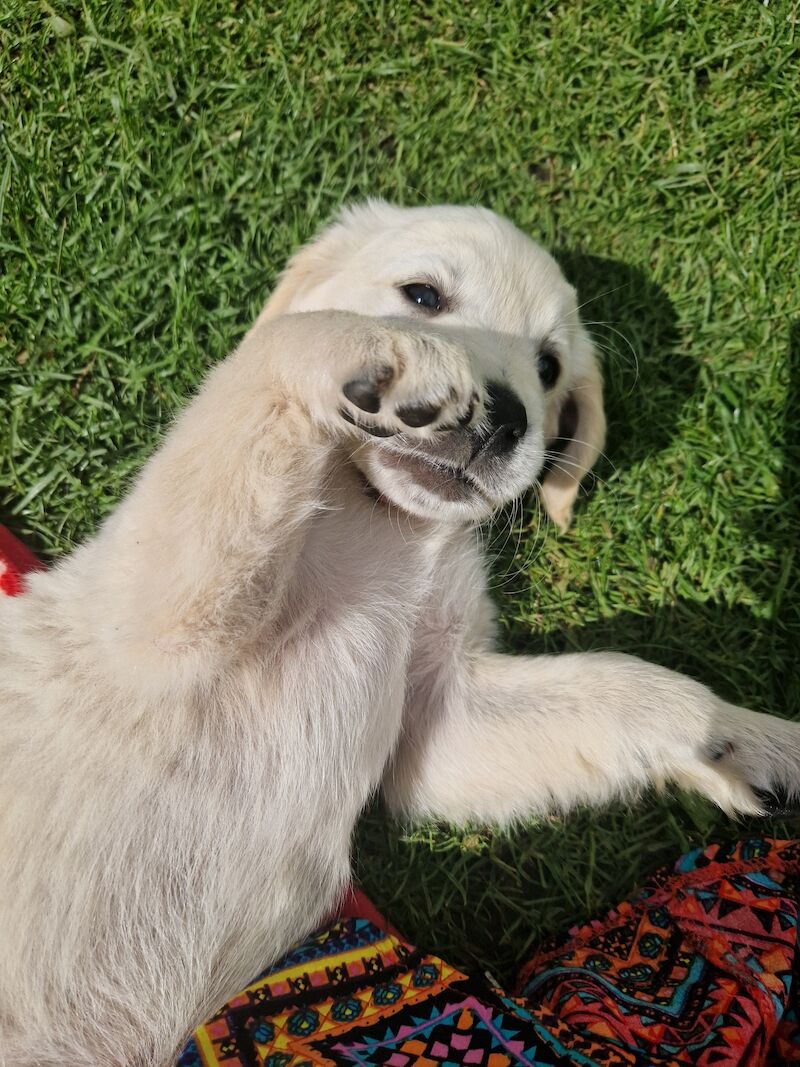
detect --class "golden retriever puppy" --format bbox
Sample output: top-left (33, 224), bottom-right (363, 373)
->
top-left (1, 201), bottom-right (796, 1065)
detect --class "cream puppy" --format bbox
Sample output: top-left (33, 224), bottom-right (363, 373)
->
top-left (1, 201), bottom-right (797, 1066)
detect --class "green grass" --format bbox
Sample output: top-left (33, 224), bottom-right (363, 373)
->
top-left (2, 0), bottom-right (799, 984)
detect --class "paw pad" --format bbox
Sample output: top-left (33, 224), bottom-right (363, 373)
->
top-left (706, 741), bottom-right (736, 762)
top-left (396, 401), bottom-right (441, 428)
top-left (342, 365), bottom-right (394, 414)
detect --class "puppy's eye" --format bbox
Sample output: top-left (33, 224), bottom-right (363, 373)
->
top-left (401, 282), bottom-right (442, 312)
top-left (537, 346), bottom-right (560, 390)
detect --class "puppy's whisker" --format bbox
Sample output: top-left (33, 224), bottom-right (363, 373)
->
top-left (543, 455), bottom-right (612, 499)
top-left (489, 494), bottom-right (546, 592)
top-left (547, 436), bottom-right (619, 477)
top-left (505, 496), bottom-right (531, 590)
top-left (490, 498), bottom-right (518, 570)
top-left (581, 321), bottom-right (640, 382)
top-left (489, 497), bottom-right (528, 591)
top-left (573, 282), bottom-right (632, 315)
top-left (543, 452), bottom-right (604, 478)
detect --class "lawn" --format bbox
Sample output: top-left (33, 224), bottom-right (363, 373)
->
top-left (2, 1), bottom-right (799, 983)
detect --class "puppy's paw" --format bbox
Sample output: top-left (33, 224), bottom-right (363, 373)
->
top-left (336, 324), bottom-right (483, 439)
top-left (689, 708), bottom-right (800, 817)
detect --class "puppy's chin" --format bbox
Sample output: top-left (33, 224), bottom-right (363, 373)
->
top-left (353, 439), bottom-right (543, 524)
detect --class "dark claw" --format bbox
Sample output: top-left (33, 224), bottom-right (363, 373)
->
top-left (457, 399), bottom-right (476, 427)
top-left (339, 408), bottom-right (396, 438)
top-left (753, 786), bottom-right (800, 818)
top-left (396, 401), bottom-right (441, 428)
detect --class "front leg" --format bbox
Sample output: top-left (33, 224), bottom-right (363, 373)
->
top-left (70, 311), bottom-right (480, 682)
top-left (387, 645), bottom-right (800, 822)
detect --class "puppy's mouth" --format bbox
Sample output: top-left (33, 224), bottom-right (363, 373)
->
top-left (352, 427), bottom-right (544, 524)
top-left (375, 449), bottom-right (489, 504)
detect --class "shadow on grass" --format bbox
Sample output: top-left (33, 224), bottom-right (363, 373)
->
top-left (355, 274), bottom-right (799, 982)
top-left (531, 316), bottom-right (799, 715)
top-left (555, 250), bottom-right (695, 471)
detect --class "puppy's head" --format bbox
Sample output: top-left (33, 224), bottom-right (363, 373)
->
top-left (259, 201), bottom-right (604, 529)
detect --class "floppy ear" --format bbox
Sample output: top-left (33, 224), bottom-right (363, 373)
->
top-left (252, 199), bottom-right (400, 328)
top-left (539, 340), bottom-right (605, 532)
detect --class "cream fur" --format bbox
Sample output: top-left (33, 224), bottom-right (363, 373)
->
top-left (1, 201), bottom-right (798, 1065)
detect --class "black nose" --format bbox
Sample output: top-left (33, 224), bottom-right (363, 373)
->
top-left (481, 381), bottom-right (527, 457)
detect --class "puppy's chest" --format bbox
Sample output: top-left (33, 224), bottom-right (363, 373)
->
top-left (283, 500), bottom-right (448, 651)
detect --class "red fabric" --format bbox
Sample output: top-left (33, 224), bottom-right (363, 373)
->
top-left (0, 524), bottom-right (45, 596)
top-left (336, 886), bottom-right (402, 938)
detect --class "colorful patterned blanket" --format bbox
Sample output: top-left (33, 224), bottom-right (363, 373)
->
top-left (175, 839), bottom-right (800, 1067)
top-left (2, 527), bottom-right (798, 1065)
